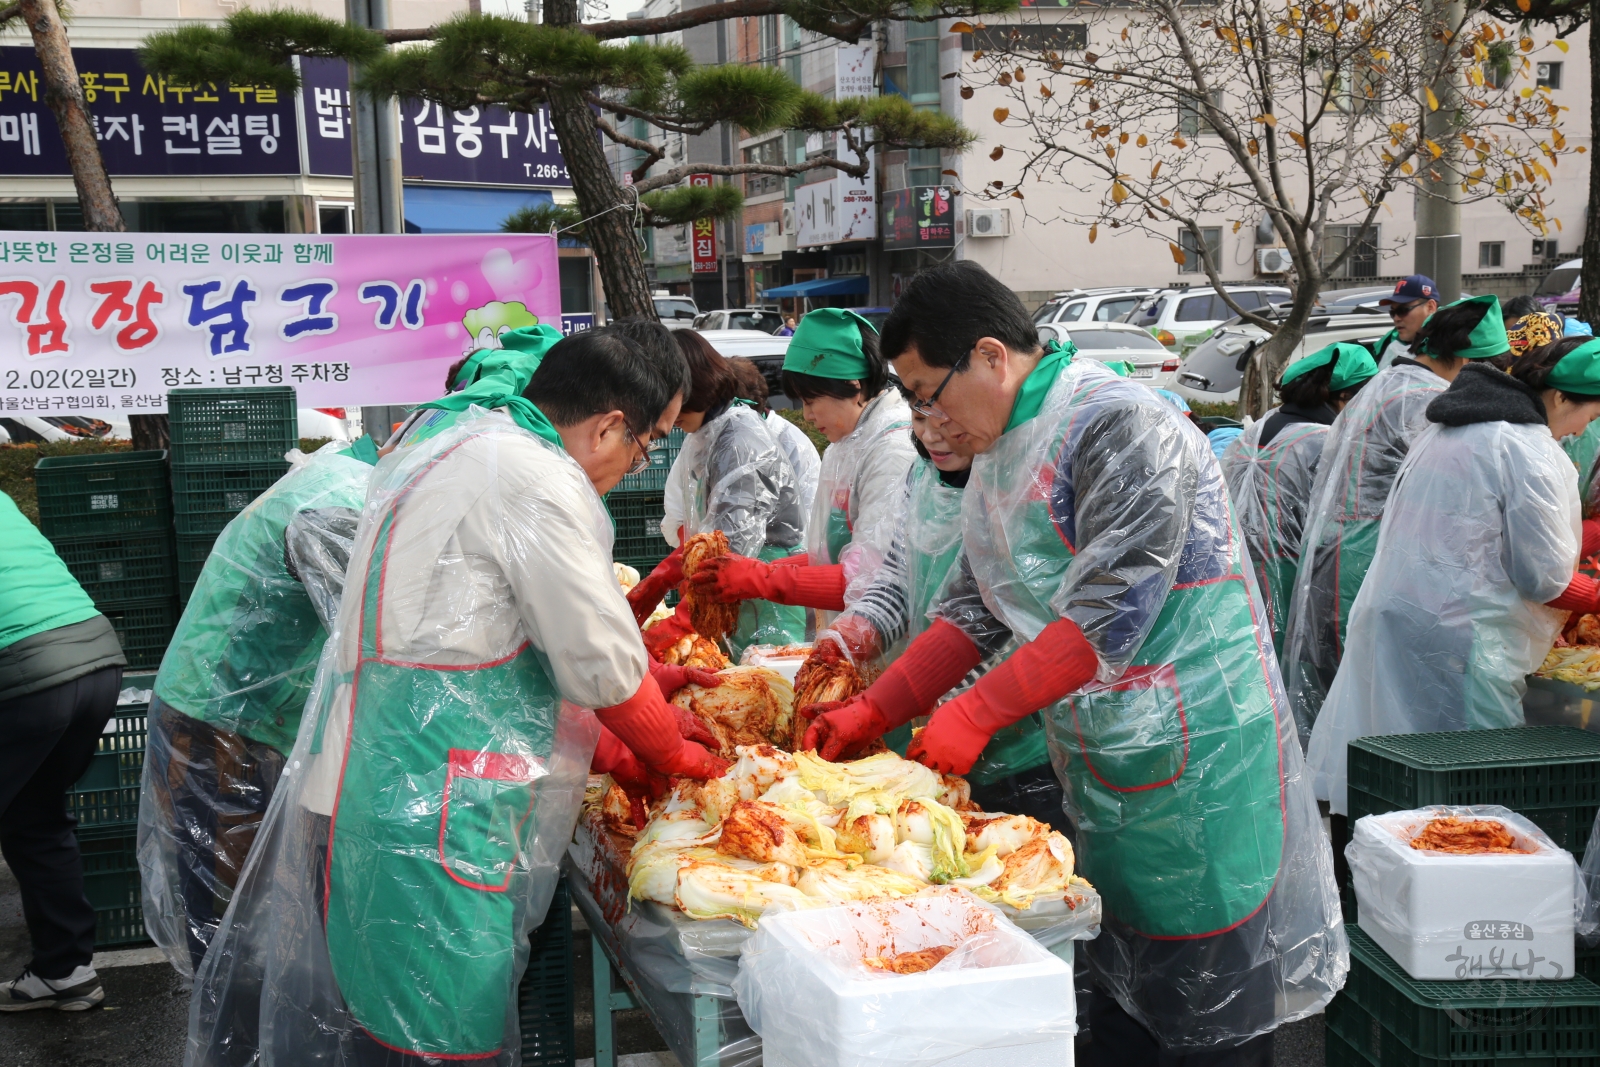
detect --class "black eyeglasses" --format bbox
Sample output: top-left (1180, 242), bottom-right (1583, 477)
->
top-left (908, 353), bottom-right (970, 419)
top-left (624, 426), bottom-right (659, 476)
top-left (1389, 300), bottom-right (1425, 318)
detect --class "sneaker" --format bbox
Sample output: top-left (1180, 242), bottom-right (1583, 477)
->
top-left (0, 966), bottom-right (104, 1011)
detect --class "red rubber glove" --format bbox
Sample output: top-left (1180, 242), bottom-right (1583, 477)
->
top-left (1583, 519), bottom-right (1600, 560)
top-left (648, 658), bottom-right (722, 697)
top-left (626, 544), bottom-right (686, 626)
top-left (803, 620), bottom-right (983, 760)
top-left (909, 618), bottom-right (1099, 775)
top-left (595, 674), bottom-right (731, 780)
top-left (689, 554), bottom-right (847, 610)
top-left (1548, 572), bottom-right (1600, 613)
top-left (591, 728), bottom-right (660, 826)
top-left (774, 553), bottom-right (809, 566)
top-left (641, 604), bottom-right (696, 662)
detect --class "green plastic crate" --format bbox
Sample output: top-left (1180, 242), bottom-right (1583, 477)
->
top-left (606, 490), bottom-right (668, 542)
top-left (101, 597), bottom-right (178, 671)
top-left (1347, 726), bottom-right (1600, 862)
top-left (1327, 925), bottom-right (1600, 1065)
top-left (517, 874), bottom-right (575, 1066)
top-left (171, 461), bottom-right (289, 536)
top-left (76, 828), bottom-right (146, 948)
top-left (68, 708), bottom-right (147, 830)
top-left (175, 532), bottom-right (218, 605)
top-left (50, 532), bottom-right (176, 605)
top-left (1325, 1025), bottom-right (1369, 1067)
top-left (612, 427), bottom-right (684, 494)
top-left (35, 450), bottom-right (170, 539)
top-left (167, 387), bottom-right (298, 466)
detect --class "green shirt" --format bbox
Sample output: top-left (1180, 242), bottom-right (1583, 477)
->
top-left (0, 490), bottom-right (101, 651)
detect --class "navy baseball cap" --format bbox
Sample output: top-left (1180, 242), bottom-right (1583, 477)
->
top-left (1378, 275), bottom-right (1438, 306)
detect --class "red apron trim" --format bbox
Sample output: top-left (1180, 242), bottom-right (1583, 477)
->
top-left (358, 1024), bottom-right (504, 1061)
top-left (438, 748), bottom-right (543, 893)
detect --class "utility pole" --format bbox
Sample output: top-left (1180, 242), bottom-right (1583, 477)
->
top-left (347, 0), bottom-right (404, 234)
top-left (1415, 0), bottom-right (1464, 301)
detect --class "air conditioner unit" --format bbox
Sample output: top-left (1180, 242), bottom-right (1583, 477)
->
top-left (781, 205), bottom-right (797, 236)
top-left (1256, 247), bottom-right (1293, 274)
top-left (967, 208), bottom-right (1011, 238)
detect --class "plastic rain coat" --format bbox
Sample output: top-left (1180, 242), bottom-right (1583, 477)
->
top-left (1308, 419), bottom-right (1578, 814)
top-left (938, 357), bottom-right (1344, 1049)
top-left (139, 442), bottom-right (374, 977)
top-left (186, 410), bottom-right (614, 1066)
top-left (1280, 362), bottom-right (1447, 739)
top-left (767, 410), bottom-right (821, 525)
top-left (1563, 418), bottom-right (1600, 517)
top-left (1220, 416), bottom-right (1331, 657)
top-left (677, 402), bottom-right (808, 656)
top-left (806, 389), bottom-right (917, 628)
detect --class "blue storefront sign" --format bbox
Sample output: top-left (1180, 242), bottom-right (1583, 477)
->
top-left (0, 47), bottom-right (298, 176)
top-left (561, 313), bottom-right (594, 335)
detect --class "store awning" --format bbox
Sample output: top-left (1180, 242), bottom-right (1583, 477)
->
top-left (762, 275), bottom-right (870, 298)
top-left (402, 186), bottom-right (555, 234)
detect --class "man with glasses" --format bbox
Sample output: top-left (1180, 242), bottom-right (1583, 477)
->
top-left (804, 261), bottom-right (1342, 1067)
top-left (1369, 274), bottom-right (1440, 369)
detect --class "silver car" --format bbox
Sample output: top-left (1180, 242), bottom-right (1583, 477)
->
top-left (1039, 322), bottom-right (1180, 389)
top-left (1172, 311), bottom-right (1393, 405)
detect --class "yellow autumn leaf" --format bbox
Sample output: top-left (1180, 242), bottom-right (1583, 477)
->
top-left (1519, 37), bottom-right (1534, 51)
top-left (1426, 139), bottom-right (1443, 159)
top-left (1400, 161), bottom-right (1414, 175)
top-left (1255, 113), bottom-right (1278, 127)
top-left (950, 21), bottom-right (975, 32)
top-left (1517, 0), bottom-right (1530, 9)
top-left (1089, 224), bottom-right (1098, 243)
top-left (1169, 242), bottom-right (1187, 265)
top-left (1554, 39), bottom-right (1569, 52)
top-left (1159, 196), bottom-right (1171, 207)
top-left (1496, 174), bottom-right (1512, 193)
top-left (1137, 134), bottom-right (1149, 147)
top-left (1232, 220), bottom-right (1242, 233)
top-left (1119, 131), bottom-right (1129, 144)
top-left (1171, 134), bottom-right (1188, 148)
top-left (1248, 138), bottom-right (1260, 156)
top-left (1111, 182), bottom-right (1130, 203)
top-left (993, 108), bottom-right (1010, 122)
top-left (1151, 161), bottom-right (1163, 179)
top-left (1289, 130), bottom-right (1306, 148)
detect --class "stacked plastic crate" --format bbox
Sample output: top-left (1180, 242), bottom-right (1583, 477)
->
top-left (168, 388), bottom-right (297, 605)
top-left (34, 450), bottom-right (178, 670)
top-left (606, 428), bottom-right (685, 577)
top-left (70, 680), bottom-right (152, 948)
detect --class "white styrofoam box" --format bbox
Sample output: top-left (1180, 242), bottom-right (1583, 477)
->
top-left (1349, 806), bottom-right (1578, 981)
top-left (734, 887), bottom-right (1076, 1067)
top-left (739, 643), bottom-right (810, 685)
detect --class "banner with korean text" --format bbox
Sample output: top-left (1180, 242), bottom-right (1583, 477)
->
top-left (0, 232), bottom-right (560, 414)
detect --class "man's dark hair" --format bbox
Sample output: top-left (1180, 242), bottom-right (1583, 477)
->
top-left (781, 321), bottom-right (888, 402)
top-left (727, 356), bottom-right (770, 413)
top-left (1507, 335), bottom-right (1597, 405)
top-left (880, 261), bottom-right (1041, 369)
top-left (675, 330), bottom-right (740, 413)
top-left (603, 318), bottom-right (692, 405)
top-left (1503, 294), bottom-right (1543, 320)
top-left (1412, 300), bottom-right (1506, 364)
top-left (523, 330), bottom-right (677, 432)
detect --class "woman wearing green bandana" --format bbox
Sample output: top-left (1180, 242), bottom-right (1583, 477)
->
top-left (1221, 343), bottom-right (1379, 674)
top-left (1311, 334), bottom-right (1600, 817)
top-left (1282, 294), bottom-right (1506, 739)
top-left (689, 308), bottom-right (917, 630)
top-left (390, 324), bottom-right (566, 451)
top-left (139, 439), bottom-right (379, 979)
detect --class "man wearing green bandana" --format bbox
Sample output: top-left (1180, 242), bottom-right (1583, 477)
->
top-left (805, 262), bottom-right (1343, 1063)
top-left (1220, 342), bottom-right (1379, 677)
top-left (690, 308), bottom-right (916, 630)
top-left (1311, 333), bottom-right (1600, 817)
top-left (139, 437), bottom-right (380, 978)
top-left (1281, 294), bottom-right (1508, 738)
top-left (187, 329), bottom-right (729, 1066)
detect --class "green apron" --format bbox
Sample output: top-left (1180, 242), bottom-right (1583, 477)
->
top-left (969, 367), bottom-right (1285, 937)
top-left (731, 544), bottom-right (808, 659)
top-left (323, 504), bottom-right (563, 1057)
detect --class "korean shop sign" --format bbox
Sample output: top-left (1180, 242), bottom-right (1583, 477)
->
top-left (299, 57), bottom-right (572, 187)
top-left (689, 174), bottom-right (717, 273)
top-left (0, 232), bottom-right (560, 414)
top-left (0, 47), bottom-right (296, 176)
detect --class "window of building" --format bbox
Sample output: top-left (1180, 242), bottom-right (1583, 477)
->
top-left (783, 18), bottom-right (801, 85)
top-left (1178, 91), bottom-right (1224, 137)
top-left (1484, 62), bottom-right (1510, 89)
top-left (1537, 61), bottom-right (1562, 89)
top-left (1479, 241), bottom-right (1504, 269)
top-left (1178, 227), bottom-right (1222, 273)
top-left (560, 256), bottom-right (593, 313)
top-left (759, 15), bottom-right (780, 64)
top-left (906, 21), bottom-right (941, 105)
top-left (744, 138), bottom-right (784, 197)
top-left (909, 146), bottom-right (942, 187)
top-left (1322, 224), bottom-right (1379, 279)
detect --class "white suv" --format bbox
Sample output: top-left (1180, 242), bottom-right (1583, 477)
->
top-left (1033, 288), bottom-right (1158, 328)
top-left (1124, 286), bottom-right (1292, 351)
top-left (692, 308), bottom-right (786, 334)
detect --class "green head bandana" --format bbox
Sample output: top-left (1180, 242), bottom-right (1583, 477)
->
top-left (1281, 342), bottom-right (1379, 392)
top-left (781, 308), bottom-right (877, 379)
top-left (1547, 337), bottom-right (1600, 396)
top-left (339, 434), bottom-right (381, 466)
top-left (417, 324), bottom-right (567, 449)
top-left (452, 349), bottom-right (492, 391)
top-left (1102, 359), bottom-right (1134, 378)
top-left (1422, 294), bottom-right (1508, 361)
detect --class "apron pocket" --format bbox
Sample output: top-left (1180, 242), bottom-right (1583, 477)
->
top-left (1067, 664), bottom-right (1188, 791)
top-left (439, 749), bottom-right (545, 891)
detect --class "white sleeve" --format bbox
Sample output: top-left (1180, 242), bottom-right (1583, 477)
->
top-left (661, 450), bottom-right (690, 547)
top-left (841, 430), bottom-right (917, 606)
top-left (1501, 435), bottom-right (1581, 604)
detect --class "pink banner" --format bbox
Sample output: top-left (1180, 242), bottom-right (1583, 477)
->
top-left (0, 231), bottom-right (561, 414)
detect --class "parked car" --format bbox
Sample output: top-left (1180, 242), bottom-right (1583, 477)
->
top-left (693, 308), bottom-right (786, 333)
top-left (1313, 286), bottom-right (1394, 314)
top-left (1038, 322), bottom-right (1180, 389)
top-left (1171, 309), bottom-right (1392, 405)
top-left (854, 307), bottom-right (893, 332)
top-left (1535, 258), bottom-right (1582, 314)
top-left (1033, 288), bottom-right (1159, 328)
top-left (698, 329), bottom-right (792, 397)
top-left (655, 292), bottom-right (700, 329)
top-left (1122, 285), bottom-right (1293, 351)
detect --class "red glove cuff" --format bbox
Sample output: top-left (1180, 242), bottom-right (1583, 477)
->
top-left (866, 619), bottom-right (984, 728)
top-left (775, 553), bottom-right (809, 566)
top-left (962, 618), bottom-right (1099, 734)
top-left (591, 727), bottom-right (633, 775)
top-left (766, 563), bottom-right (847, 610)
top-left (594, 675), bottom-right (682, 767)
top-left (1582, 519), bottom-right (1600, 560)
top-left (1548, 572), bottom-right (1600, 613)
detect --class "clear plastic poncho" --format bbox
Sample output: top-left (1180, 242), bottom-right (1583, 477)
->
top-left (938, 358), bottom-right (1345, 1050)
top-left (139, 443), bottom-right (374, 978)
top-left (677, 402), bottom-right (808, 655)
top-left (766, 410), bottom-right (821, 528)
top-left (806, 389), bottom-right (918, 628)
top-left (1280, 363), bottom-right (1447, 739)
top-left (1307, 418), bottom-right (1578, 815)
top-left (1219, 416), bottom-right (1331, 665)
top-left (187, 410), bottom-right (620, 1066)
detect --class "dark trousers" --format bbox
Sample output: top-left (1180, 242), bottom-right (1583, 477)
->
top-left (0, 666), bottom-right (123, 979)
top-left (968, 762), bottom-right (1072, 835)
top-left (1084, 993), bottom-right (1275, 1067)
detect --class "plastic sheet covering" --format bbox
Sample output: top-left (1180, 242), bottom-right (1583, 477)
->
top-left (662, 443), bottom-right (692, 547)
top-left (1219, 416), bottom-right (1331, 663)
top-left (139, 443), bottom-right (373, 978)
top-left (1581, 807), bottom-right (1600, 947)
top-left (949, 356), bottom-right (1345, 1049)
top-left (1280, 364), bottom-right (1447, 738)
top-left (766, 410), bottom-right (821, 528)
top-left (807, 389), bottom-right (918, 626)
top-left (1348, 806), bottom-right (1580, 980)
top-left (186, 409), bottom-right (614, 1066)
top-left (1562, 418), bottom-right (1600, 517)
top-left (734, 888), bottom-right (1076, 1067)
top-left (1308, 418), bottom-right (1577, 814)
top-left (679, 403), bottom-right (806, 559)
